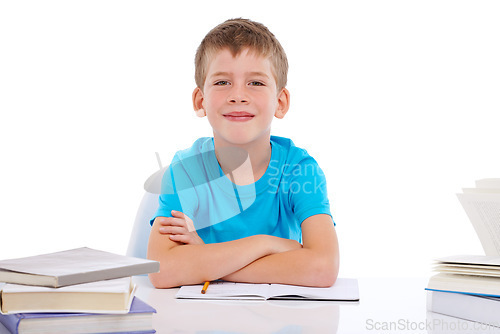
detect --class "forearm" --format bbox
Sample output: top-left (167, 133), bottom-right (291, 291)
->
top-left (147, 214), bottom-right (337, 288)
top-left (151, 236), bottom-right (277, 288)
top-left (147, 216), bottom-right (301, 288)
top-left (222, 246), bottom-right (339, 287)
top-left (223, 214), bottom-right (340, 287)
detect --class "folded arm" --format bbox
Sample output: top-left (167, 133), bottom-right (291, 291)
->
top-left (147, 211), bottom-right (302, 288)
top-left (222, 214), bottom-right (339, 287)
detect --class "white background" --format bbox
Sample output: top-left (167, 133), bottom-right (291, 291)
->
top-left (1, 0), bottom-right (499, 279)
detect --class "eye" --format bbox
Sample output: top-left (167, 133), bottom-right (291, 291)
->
top-left (249, 81), bottom-right (265, 86)
top-left (214, 80), bottom-right (230, 86)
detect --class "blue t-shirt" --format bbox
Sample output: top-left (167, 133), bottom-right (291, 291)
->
top-left (151, 136), bottom-right (333, 244)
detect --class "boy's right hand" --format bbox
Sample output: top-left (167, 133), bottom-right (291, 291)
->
top-left (156, 211), bottom-right (205, 245)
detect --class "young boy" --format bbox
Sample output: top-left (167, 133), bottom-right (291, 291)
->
top-left (147, 18), bottom-right (339, 288)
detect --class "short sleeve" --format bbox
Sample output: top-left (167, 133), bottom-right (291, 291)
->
top-left (287, 156), bottom-right (333, 225)
top-left (150, 157), bottom-right (199, 225)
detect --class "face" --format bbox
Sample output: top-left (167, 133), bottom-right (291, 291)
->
top-left (194, 48), bottom-right (289, 146)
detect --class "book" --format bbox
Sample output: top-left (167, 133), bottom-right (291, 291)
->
top-left (1, 277), bottom-right (135, 314)
top-left (426, 273), bottom-right (500, 297)
top-left (426, 180), bottom-right (500, 299)
top-left (427, 244), bottom-right (500, 328)
top-left (475, 178), bottom-right (500, 189)
top-left (456, 179), bottom-right (500, 256)
top-left (427, 290), bottom-right (500, 328)
top-left (0, 297), bottom-right (156, 334)
top-left (176, 278), bottom-right (359, 301)
top-left (0, 247), bottom-right (159, 288)
top-left (433, 254), bottom-right (500, 278)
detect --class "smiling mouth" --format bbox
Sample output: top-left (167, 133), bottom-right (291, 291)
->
top-left (223, 112), bottom-right (254, 122)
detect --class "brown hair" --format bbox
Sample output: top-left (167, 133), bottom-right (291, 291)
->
top-left (194, 18), bottom-right (288, 91)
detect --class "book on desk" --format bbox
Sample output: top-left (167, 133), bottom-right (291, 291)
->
top-left (0, 277), bottom-right (136, 314)
top-left (426, 178), bottom-right (500, 327)
top-left (0, 247), bottom-right (159, 288)
top-left (176, 278), bottom-right (359, 301)
top-left (0, 247), bottom-right (158, 334)
top-left (426, 260), bottom-right (500, 329)
top-left (0, 297), bottom-right (156, 334)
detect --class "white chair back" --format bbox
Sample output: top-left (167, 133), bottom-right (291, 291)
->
top-left (126, 191), bottom-right (159, 259)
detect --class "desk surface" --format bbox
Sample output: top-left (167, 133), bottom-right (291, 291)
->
top-left (2, 277), bottom-right (500, 334)
top-left (133, 276), bottom-right (500, 334)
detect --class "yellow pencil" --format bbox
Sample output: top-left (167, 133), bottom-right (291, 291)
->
top-left (201, 281), bottom-right (210, 294)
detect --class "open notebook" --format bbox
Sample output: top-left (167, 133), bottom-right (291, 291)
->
top-left (176, 278), bottom-right (359, 301)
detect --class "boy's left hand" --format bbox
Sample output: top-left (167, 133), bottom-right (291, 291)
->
top-left (157, 210), bottom-right (205, 245)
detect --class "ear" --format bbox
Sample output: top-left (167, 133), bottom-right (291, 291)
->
top-left (274, 88), bottom-right (290, 119)
top-left (192, 87), bottom-right (206, 117)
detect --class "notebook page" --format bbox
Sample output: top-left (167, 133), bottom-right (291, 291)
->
top-left (176, 281), bottom-right (270, 300)
top-left (269, 278), bottom-right (359, 300)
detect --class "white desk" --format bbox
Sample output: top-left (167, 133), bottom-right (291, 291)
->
top-left (2, 277), bottom-right (500, 333)
top-left (133, 276), bottom-right (500, 334)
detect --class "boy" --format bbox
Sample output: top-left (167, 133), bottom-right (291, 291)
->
top-left (147, 18), bottom-right (339, 288)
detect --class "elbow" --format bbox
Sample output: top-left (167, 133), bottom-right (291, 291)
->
top-left (148, 273), bottom-right (162, 289)
top-left (148, 272), bottom-right (168, 289)
top-left (309, 254), bottom-right (339, 288)
top-left (147, 252), bottom-right (180, 289)
top-left (148, 264), bottom-right (181, 289)
top-left (314, 262), bottom-right (339, 288)
top-left (147, 257), bottom-right (169, 288)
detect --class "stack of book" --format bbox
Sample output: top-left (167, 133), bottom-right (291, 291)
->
top-left (0, 247), bottom-right (159, 334)
top-left (426, 178), bottom-right (500, 327)
top-left (427, 255), bottom-right (500, 327)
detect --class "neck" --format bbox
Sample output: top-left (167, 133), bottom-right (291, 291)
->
top-left (213, 135), bottom-right (272, 185)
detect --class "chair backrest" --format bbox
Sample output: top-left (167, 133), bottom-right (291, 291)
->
top-left (126, 191), bottom-right (159, 259)
top-left (126, 167), bottom-right (165, 258)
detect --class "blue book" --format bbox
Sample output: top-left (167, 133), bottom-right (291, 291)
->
top-left (0, 297), bottom-right (156, 334)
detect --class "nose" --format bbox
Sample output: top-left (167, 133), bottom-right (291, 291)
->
top-left (227, 84), bottom-right (249, 104)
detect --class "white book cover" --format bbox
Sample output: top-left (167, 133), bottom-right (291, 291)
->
top-left (0, 247), bottom-right (159, 287)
